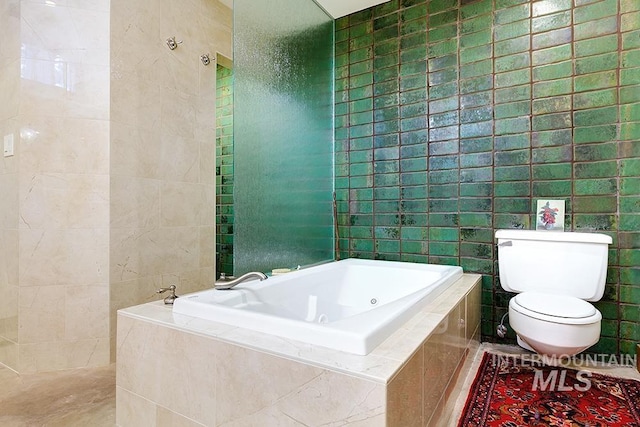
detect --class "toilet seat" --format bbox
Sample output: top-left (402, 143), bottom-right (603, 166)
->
top-left (510, 292), bottom-right (601, 325)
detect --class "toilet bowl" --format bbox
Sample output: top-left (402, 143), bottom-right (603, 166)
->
top-left (508, 292), bottom-right (602, 356)
top-left (495, 229), bottom-right (612, 357)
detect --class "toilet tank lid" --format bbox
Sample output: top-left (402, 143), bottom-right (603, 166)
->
top-left (496, 229), bottom-right (612, 244)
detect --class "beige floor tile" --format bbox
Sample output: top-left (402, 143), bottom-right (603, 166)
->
top-left (0, 364), bottom-right (115, 426)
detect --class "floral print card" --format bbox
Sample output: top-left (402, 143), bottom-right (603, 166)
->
top-left (536, 200), bottom-right (565, 231)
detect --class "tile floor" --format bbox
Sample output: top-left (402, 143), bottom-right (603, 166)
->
top-left (0, 343), bottom-right (637, 426)
top-left (0, 363), bottom-right (115, 426)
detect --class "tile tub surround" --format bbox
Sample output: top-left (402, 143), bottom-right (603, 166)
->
top-left (116, 273), bottom-right (481, 426)
top-left (334, 0), bottom-right (640, 355)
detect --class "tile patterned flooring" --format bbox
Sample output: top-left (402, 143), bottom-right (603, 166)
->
top-left (0, 343), bottom-right (638, 426)
top-left (0, 364), bottom-right (115, 426)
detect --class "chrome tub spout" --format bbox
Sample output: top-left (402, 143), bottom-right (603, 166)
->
top-left (214, 271), bottom-right (268, 290)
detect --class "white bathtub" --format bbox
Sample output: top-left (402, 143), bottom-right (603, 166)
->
top-left (172, 258), bottom-right (463, 355)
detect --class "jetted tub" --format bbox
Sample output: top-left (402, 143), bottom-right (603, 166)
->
top-left (172, 258), bottom-right (463, 355)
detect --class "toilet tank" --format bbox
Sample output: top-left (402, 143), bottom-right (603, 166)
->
top-left (496, 229), bottom-right (612, 301)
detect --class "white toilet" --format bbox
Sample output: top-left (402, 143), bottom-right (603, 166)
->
top-left (495, 229), bottom-right (612, 356)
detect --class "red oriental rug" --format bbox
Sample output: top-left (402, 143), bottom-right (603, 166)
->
top-left (458, 352), bottom-right (640, 427)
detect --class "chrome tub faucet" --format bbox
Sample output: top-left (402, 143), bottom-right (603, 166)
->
top-left (215, 271), bottom-right (268, 290)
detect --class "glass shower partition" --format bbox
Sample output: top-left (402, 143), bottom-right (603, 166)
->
top-left (233, 0), bottom-right (335, 274)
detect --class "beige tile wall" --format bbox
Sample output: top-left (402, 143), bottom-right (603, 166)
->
top-left (12, 0), bottom-right (111, 373)
top-left (109, 0), bottom-right (232, 362)
top-left (0, 0), bottom-right (20, 371)
top-left (0, 0), bottom-right (231, 373)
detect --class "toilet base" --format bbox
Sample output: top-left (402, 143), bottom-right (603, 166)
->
top-left (517, 335), bottom-right (535, 352)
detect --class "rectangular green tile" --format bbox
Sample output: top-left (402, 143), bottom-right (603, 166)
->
top-left (428, 23), bottom-right (457, 42)
top-left (575, 16), bottom-right (619, 41)
top-left (494, 35), bottom-right (530, 57)
top-left (621, 68), bottom-right (640, 86)
top-left (574, 106), bottom-right (618, 126)
top-left (574, 70), bottom-right (617, 92)
top-left (494, 19), bottom-right (531, 41)
top-left (574, 142), bottom-right (618, 161)
top-left (620, 214), bottom-right (640, 232)
top-left (574, 88), bottom-right (618, 110)
top-left (574, 125), bottom-right (618, 143)
top-left (460, 59), bottom-right (493, 79)
top-left (573, 214), bottom-right (617, 231)
top-left (459, 75), bottom-right (493, 94)
top-left (575, 34), bottom-right (619, 57)
top-left (532, 10), bottom-right (571, 33)
top-left (621, 122), bottom-right (640, 140)
top-left (574, 0), bottom-right (618, 24)
top-left (533, 60), bottom-right (573, 81)
top-left (532, 0), bottom-right (571, 16)
top-left (494, 196), bottom-right (530, 213)
top-left (532, 145), bottom-right (572, 163)
top-left (495, 165), bottom-right (531, 181)
top-left (460, 137), bottom-right (493, 153)
top-left (460, 153), bottom-right (493, 168)
top-left (532, 27), bottom-right (572, 50)
top-left (622, 30), bottom-right (640, 51)
top-left (495, 117), bottom-right (531, 135)
top-left (461, 0), bottom-right (492, 17)
top-left (428, 10), bottom-right (458, 28)
top-left (494, 4), bottom-right (530, 25)
top-left (460, 182), bottom-right (493, 197)
top-left (402, 3), bottom-right (428, 22)
top-left (575, 178), bottom-right (618, 195)
top-left (495, 52), bottom-right (530, 73)
top-left (430, 0), bottom-right (458, 13)
top-left (373, 0), bottom-right (399, 16)
top-left (532, 44), bottom-right (572, 65)
top-left (532, 163), bottom-right (572, 180)
top-left (494, 100), bottom-right (531, 118)
top-left (533, 78), bottom-right (572, 98)
top-left (495, 133), bottom-right (531, 150)
top-left (494, 181), bottom-right (530, 197)
top-left (574, 161), bottom-right (618, 178)
top-left (460, 44), bottom-right (492, 64)
top-left (495, 84), bottom-right (531, 103)
top-left (460, 167), bottom-right (493, 182)
top-left (532, 180), bottom-right (572, 196)
top-left (532, 112), bottom-right (571, 131)
top-left (532, 95), bottom-right (571, 115)
top-left (622, 50), bottom-right (640, 68)
top-left (493, 213), bottom-right (531, 228)
top-left (459, 197), bottom-right (492, 211)
top-left (461, 13), bottom-right (492, 35)
top-left (495, 68), bottom-right (531, 88)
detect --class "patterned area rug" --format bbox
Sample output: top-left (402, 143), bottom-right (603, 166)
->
top-left (458, 352), bottom-right (640, 427)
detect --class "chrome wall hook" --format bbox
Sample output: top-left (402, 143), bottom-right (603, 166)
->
top-left (166, 36), bottom-right (183, 50)
top-left (200, 53), bottom-right (212, 66)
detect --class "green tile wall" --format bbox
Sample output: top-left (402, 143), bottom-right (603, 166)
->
top-left (336, 0), bottom-right (640, 355)
top-left (216, 64), bottom-right (234, 276)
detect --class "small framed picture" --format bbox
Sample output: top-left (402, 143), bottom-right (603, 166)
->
top-left (536, 200), bottom-right (565, 231)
